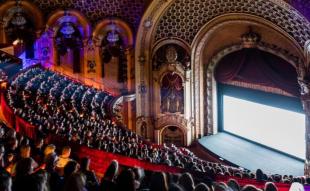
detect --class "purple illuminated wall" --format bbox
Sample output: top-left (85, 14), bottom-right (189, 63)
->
top-left (290, 0), bottom-right (310, 21)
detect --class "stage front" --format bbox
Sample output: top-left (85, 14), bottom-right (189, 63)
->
top-left (198, 132), bottom-right (304, 176)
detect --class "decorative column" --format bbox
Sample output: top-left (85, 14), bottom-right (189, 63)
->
top-left (0, 19), bottom-right (6, 44)
top-left (299, 40), bottom-right (310, 176)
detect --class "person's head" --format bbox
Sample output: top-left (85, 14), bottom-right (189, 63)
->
top-left (0, 173), bottom-right (12, 191)
top-left (194, 183), bottom-right (210, 191)
top-left (116, 168), bottom-right (136, 191)
top-left (31, 170), bottom-right (48, 191)
top-left (61, 146), bottom-right (71, 158)
top-left (289, 182), bottom-right (304, 191)
top-left (64, 161), bottom-right (79, 177)
top-left (80, 157), bottom-right (90, 171)
top-left (227, 179), bottom-right (240, 191)
top-left (264, 182), bottom-right (278, 191)
top-left (256, 169), bottom-right (264, 181)
top-left (241, 185), bottom-right (258, 191)
top-left (150, 172), bottom-right (168, 191)
top-left (178, 173), bottom-right (194, 191)
top-left (15, 158), bottom-right (33, 177)
top-left (44, 144), bottom-right (56, 156)
top-left (20, 145), bottom-right (31, 158)
top-left (35, 138), bottom-right (44, 148)
top-left (104, 160), bottom-right (119, 181)
top-left (213, 182), bottom-right (229, 191)
top-left (64, 172), bottom-right (86, 191)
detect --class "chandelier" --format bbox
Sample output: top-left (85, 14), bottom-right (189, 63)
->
top-left (60, 22), bottom-right (75, 37)
top-left (107, 24), bottom-right (120, 44)
top-left (11, 1), bottom-right (27, 27)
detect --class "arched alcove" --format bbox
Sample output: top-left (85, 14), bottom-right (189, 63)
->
top-left (38, 10), bottom-right (91, 77)
top-left (92, 18), bottom-right (134, 94)
top-left (0, 1), bottom-right (44, 58)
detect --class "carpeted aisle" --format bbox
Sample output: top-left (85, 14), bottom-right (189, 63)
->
top-left (198, 132), bottom-right (304, 176)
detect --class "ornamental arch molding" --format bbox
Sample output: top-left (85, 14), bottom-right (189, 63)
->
top-left (191, 14), bottom-right (305, 138)
top-left (93, 18), bottom-right (134, 47)
top-left (204, 43), bottom-right (303, 136)
top-left (0, 1), bottom-right (44, 30)
top-left (154, 0), bottom-right (310, 47)
top-left (46, 9), bottom-right (91, 38)
top-left (0, 1), bottom-right (44, 44)
top-left (135, 0), bottom-right (310, 144)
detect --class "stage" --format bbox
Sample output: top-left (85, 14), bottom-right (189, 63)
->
top-left (198, 132), bottom-right (304, 176)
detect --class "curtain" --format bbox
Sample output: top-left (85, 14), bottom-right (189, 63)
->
top-left (214, 49), bottom-right (299, 97)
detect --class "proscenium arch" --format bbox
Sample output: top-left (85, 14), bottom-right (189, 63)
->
top-left (205, 44), bottom-right (302, 136)
top-left (135, 0), bottom-right (310, 132)
top-left (191, 13), bottom-right (305, 139)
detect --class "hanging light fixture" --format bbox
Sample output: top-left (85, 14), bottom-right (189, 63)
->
top-left (107, 23), bottom-right (120, 44)
top-left (60, 22), bottom-right (75, 38)
top-left (11, 0), bottom-right (27, 27)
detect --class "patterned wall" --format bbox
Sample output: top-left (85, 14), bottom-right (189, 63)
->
top-left (154, 0), bottom-right (310, 47)
top-left (30, 0), bottom-right (147, 31)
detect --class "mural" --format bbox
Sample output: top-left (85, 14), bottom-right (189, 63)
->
top-left (161, 72), bottom-right (184, 114)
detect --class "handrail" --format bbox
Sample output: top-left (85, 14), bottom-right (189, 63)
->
top-left (0, 50), bottom-right (22, 65)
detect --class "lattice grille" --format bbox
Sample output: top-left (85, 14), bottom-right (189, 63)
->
top-left (155, 0), bottom-right (310, 46)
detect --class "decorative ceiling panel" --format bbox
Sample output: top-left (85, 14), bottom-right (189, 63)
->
top-left (30, 0), bottom-right (146, 31)
top-left (154, 0), bottom-right (310, 47)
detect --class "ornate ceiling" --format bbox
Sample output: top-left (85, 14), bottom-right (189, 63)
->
top-left (8, 0), bottom-right (310, 41)
top-left (154, 0), bottom-right (310, 47)
top-left (30, 0), bottom-right (147, 31)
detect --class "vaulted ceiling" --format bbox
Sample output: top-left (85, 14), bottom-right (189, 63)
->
top-left (30, 0), bottom-right (149, 31)
top-left (20, 0), bottom-right (310, 34)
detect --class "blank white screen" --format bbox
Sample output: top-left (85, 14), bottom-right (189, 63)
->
top-left (223, 95), bottom-right (305, 159)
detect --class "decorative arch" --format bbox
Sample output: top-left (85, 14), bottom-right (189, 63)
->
top-left (135, 0), bottom-right (309, 147)
top-left (0, 1), bottom-right (43, 29)
top-left (160, 126), bottom-right (185, 147)
top-left (0, 1), bottom-right (44, 59)
top-left (156, 114), bottom-right (190, 146)
top-left (93, 18), bottom-right (134, 47)
top-left (43, 10), bottom-right (90, 74)
top-left (46, 9), bottom-right (91, 38)
top-left (204, 43), bottom-right (303, 135)
top-left (191, 14), bottom-right (304, 139)
top-left (152, 38), bottom-right (191, 59)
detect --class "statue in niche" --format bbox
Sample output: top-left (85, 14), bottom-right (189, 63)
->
top-left (152, 44), bottom-right (190, 70)
top-left (140, 121), bottom-right (147, 138)
top-left (161, 72), bottom-right (184, 113)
